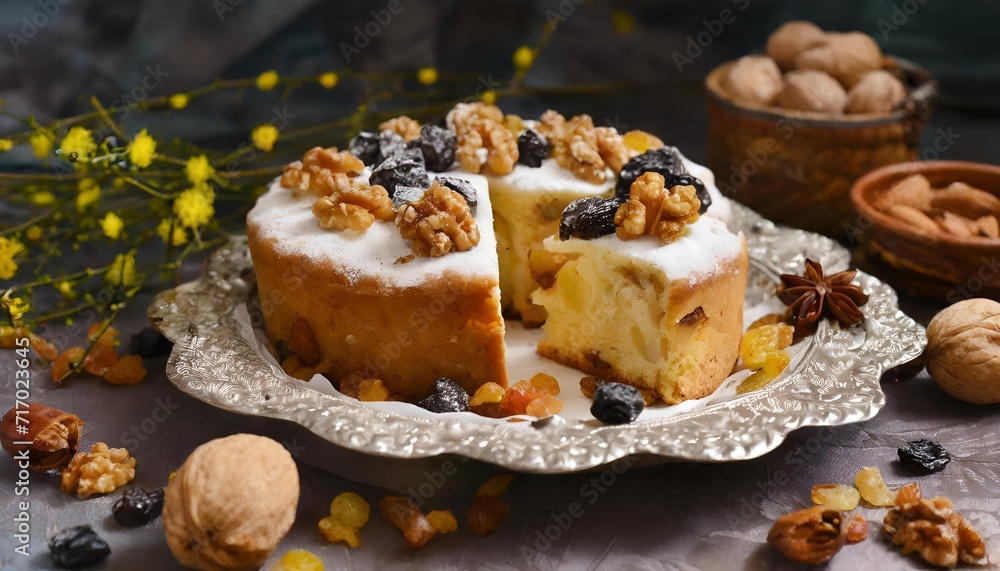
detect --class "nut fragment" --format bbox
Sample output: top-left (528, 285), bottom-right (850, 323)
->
top-left (549, 113), bottom-right (608, 184)
top-left (163, 434), bottom-right (299, 571)
top-left (280, 147), bottom-right (364, 197)
top-left (766, 20), bottom-right (828, 70)
top-left (448, 102), bottom-right (518, 175)
top-left (396, 181), bottom-right (480, 257)
top-left (614, 172), bottom-right (700, 244)
top-left (594, 126), bottom-right (633, 172)
top-left (846, 70), bottom-right (907, 114)
top-left (767, 506), bottom-right (846, 565)
top-left (1, 403), bottom-right (83, 471)
top-left (61, 442), bottom-right (136, 499)
top-left (778, 70), bottom-right (847, 114)
top-left (723, 55), bottom-right (784, 106)
top-left (312, 183), bottom-right (394, 232)
top-left (925, 298), bottom-right (1000, 404)
top-left (883, 482), bottom-right (987, 568)
top-left (378, 115), bottom-right (422, 142)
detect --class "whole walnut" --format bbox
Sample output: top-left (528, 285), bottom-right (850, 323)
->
top-left (847, 70), bottom-right (907, 114)
top-left (766, 21), bottom-right (828, 71)
top-left (163, 434), bottom-right (300, 570)
top-left (796, 32), bottom-right (884, 87)
top-left (778, 70), bottom-right (848, 114)
top-left (925, 298), bottom-right (1000, 404)
top-left (723, 55), bottom-right (783, 106)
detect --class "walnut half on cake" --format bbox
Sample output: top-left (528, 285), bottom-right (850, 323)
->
top-left (532, 173), bottom-right (748, 404)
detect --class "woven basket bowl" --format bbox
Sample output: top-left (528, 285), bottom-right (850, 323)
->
top-left (705, 57), bottom-right (937, 238)
top-left (851, 160), bottom-right (1000, 303)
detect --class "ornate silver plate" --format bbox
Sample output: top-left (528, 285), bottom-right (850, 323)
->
top-left (148, 203), bottom-right (925, 473)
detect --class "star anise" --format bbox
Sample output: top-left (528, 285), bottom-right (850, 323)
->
top-left (777, 259), bottom-right (870, 336)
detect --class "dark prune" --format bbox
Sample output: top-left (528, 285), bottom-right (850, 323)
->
top-left (417, 377), bottom-right (470, 413)
top-left (392, 185), bottom-right (426, 208)
top-left (377, 130), bottom-right (408, 165)
top-left (559, 196), bottom-right (625, 241)
top-left (517, 129), bottom-right (549, 168)
top-left (434, 176), bottom-right (477, 210)
top-left (411, 124), bottom-right (457, 172)
top-left (369, 149), bottom-right (430, 197)
top-left (128, 327), bottom-right (172, 359)
top-left (616, 147), bottom-right (712, 214)
top-left (590, 381), bottom-right (644, 424)
top-left (49, 525), bottom-right (110, 569)
top-left (349, 131), bottom-right (379, 166)
top-left (898, 439), bottom-right (951, 472)
top-left (113, 488), bottom-right (165, 527)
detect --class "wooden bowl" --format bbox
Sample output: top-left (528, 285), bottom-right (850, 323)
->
top-left (850, 160), bottom-right (1000, 303)
top-left (705, 57), bottom-right (937, 238)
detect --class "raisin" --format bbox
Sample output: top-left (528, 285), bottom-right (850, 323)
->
top-left (559, 195), bottom-right (625, 241)
top-left (379, 496), bottom-right (436, 549)
top-left (416, 377), bottom-right (470, 413)
top-left (369, 148), bottom-right (430, 197)
top-left (48, 525), bottom-right (110, 569)
top-left (476, 474), bottom-right (515, 497)
top-left (349, 131), bottom-right (379, 166)
top-left (318, 516), bottom-right (362, 548)
top-left (855, 466), bottom-right (895, 507)
top-left (411, 124), bottom-right (456, 172)
top-left (329, 492), bottom-right (370, 528)
top-left (113, 487), bottom-right (165, 527)
top-left (276, 549), bottom-right (324, 571)
top-left (591, 381), bottom-right (644, 424)
top-left (434, 176), bottom-right (477, 209)
top-left (426, 510), bottom-right (458, 533)
top-left (465, 495), bottom-right (510, 536)
top-left (378, 129), bottom-right (408, 162)
top-left (517, 129), bottom-right (549, 168)
top-left (811, 484), bottom-right (861, 511)
top-left (128, 327), bottom-right (172, 358)
top-left (616, 147), bottom-right (711, 214)
top-left (529, 373), bottom-right (560, 395)
top-left (897, 439), bottom-right (951, 472)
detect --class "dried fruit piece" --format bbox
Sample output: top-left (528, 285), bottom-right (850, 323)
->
top-left (525, 394), bottom-right (563, 418)
top-left (811, 484), bottom-right (861, 511)
top-left (1, 403), bottom-right (83, 471)
top-left (465, 495), bottom-right (510, 537)
top-left (87, 323), bottom-right (120, 347)
top-left (559, 195), bottom-right (625, 241)
top-left (318, 516), bottom-right (362, 548)
top-left (413, 124), bottom-right (457, 172)
top-left (49, 525), bottom-right (110, 569)
top-left (499, 380), bottom-right (547, 416)
top-left (433, 175), bottom-right (478, 209)
top-left (330, 492), bottom-right (371, 528)
top-left (416, 377), bottom-right (470, 413)
top-left (113, 488), bottom-right (165, 527)
top-left (359, 379), bottom-right (390, 402)
top-left (622, 130), bottom-right (664, 154)
top-left (469, 382), bottom-right (505, 406)
top-left (348, 131), bottom-right (379, 166)
top-left (739, 323), bottom-right (794, 369)
top-left (52, 346), bottom-right (86, 383)
top-left (845, 515), bottom-right (869, 544)
top-left (517, 129), bottom-right (549, 168)
top-left (855, 466), bottom-right (895, 507)
top-left (898, 439), bottom-right (951, 472)
top-left (767, 506), bottom-right (846, 565)
top-left (369, 148), bottom-right (430, 197)
top-left (61, 442), bottom-right (137, 498)
top-left (102, 355), bottom-right (146, 385)
top-left (528, 372), bottom-right (560, 395)
top-left (426, 510), bottom-right (458, 534)
top-left (895, 482), bottom-right (921, 506)
top-left (380, 496), bottom-right (436, 549)
top-left (580, 376), bottom-right (599, 399)
top-left (276, 549), bottom-right (324, 571)
top-left (591, 381), bottom-right (645, 424)
top-left (476, 475), bottom-right (515, 497)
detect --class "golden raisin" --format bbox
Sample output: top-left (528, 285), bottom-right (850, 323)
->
top-left (469, 382), bottom-right (505, 406)
top-left (426, 510), bottom-right (458, 534)
top-left (358, 379), bottom-right (389, 402)
top-left (330, 492), bottom-right (370, 528)
top-left (379, 496), bottom-right (436, 550)
top-left (465, 495), bottom-right (510, 537)
top-left (748, 312), bottom-right (785, 330)
top-left (740, 323), bottom-right (794, 369)
top-left (276, 549), bottom-right (324, 571)
top-left (318, 516), bottom-right (361, 548)
top-left (287, 317), bottom-right (320, 365)
top-left (855, 467), bottom-right (895, 507)
top-left (525, 394), bottom-right (563, 418)
top-left (528, 373), bottom-right (560, 395)
top-left (622, 130), bottom-right (665, 153)
top-left (811, 484), bottom-right (861, 511)
top-left (83, 343), bottom-right (119, 376)
top-left (762, 350), bottom-right (790, 377)
top-left (476, 474), bottom-right (515, 498)
top-left (102, 355), bottom-right (146, 385)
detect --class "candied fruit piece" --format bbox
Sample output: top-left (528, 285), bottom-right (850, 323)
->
top-left (469, 382), bottom-right (505, 406)
top-left (379, 496), bottom-right (436, 550)
top-left (476, 474), bottom-right (515, 498)
top-left (846, 515), bottom-right (869, 544)
top-left (358, 379), bottom-right (389, 402)
top-left (29, 333), bottom-right (59, 361)
top-left (276, 549), bottom-right (324, 571)
top-left (466, 495), bottom-right (510, 536)
top-left (897, 439), bottom-right (951, 472)
top-left (529, 373), bottom-right (560, 395)
top-left (52, 346), bottom-right (86, 383)
top-left (621, 130), bottom-right (664, 153)
top-left (426, 510), bottom-right (458, 534)
top-left (855, 467), bottom-right (895, 507)
top-left (87, 323), bottom-right (120, 347)
top-left (103, 355), bottom-right (146, 385)
top-left (811, 484), bottom-right (861, 511)
top-left (318, 516), bottom-right (361, 548)
top-left (525, 394), bottom-right (563, 418)
top-left (330, 492), bottom-right (370, 528)
top-left (83, 343), bottom-right (119, 376)
top-left (591, 381), bottom-right (644, 424)
top-left (499, 380), bottom-right (546, 416)
top-left (416, 377), bottom-right (470, 413)
top-left (894, 482), bottom-right (921, 506)
top-left (740, 323), bottom-right (794, 369)
top-left (580, 376), bottom-right (600, 399)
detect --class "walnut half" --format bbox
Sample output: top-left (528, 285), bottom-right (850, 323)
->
top-left (614, 172), bottom-right (700, 244)
top-left (396, 181), bottom-right (480, 257)
top-left (883, 482), bottom-right (987, 568)
top-left (312, 183), bottom-right (394, 232)
top-left (61, 442), bottom-right (136, 498)
top-left (280, 147), bottom-right (364, 197)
